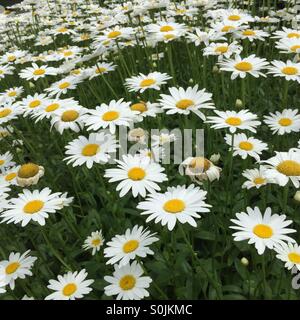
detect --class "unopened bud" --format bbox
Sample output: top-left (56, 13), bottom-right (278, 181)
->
top-left (209, 153), bottom-right (220, 164)
top-left (212, 65), bottom-right (219, 73)
top-left (189, 78), bottom-right (194, 84)
top-left (29, 82), bottom-right (35, 88)
top-left (241, 257), bottom-right (249, 266)
top-left (294, 191), bottom-right (300, 202)
top-left (235, 99), bottom-right (243, 108)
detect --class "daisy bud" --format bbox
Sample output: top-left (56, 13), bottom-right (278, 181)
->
top-left (152, 62), bottom-right (157, 68)
top-left (29, 82), bottom-right (35, 88)
top-left (128, 128), bottom-right (146, 143)
top-left (241, 257), bottom-right (249, 266)
top-left (235, 99), bottom-right (243, 108)
top-left (212, 65), bottom-right (219, 73)
top-left (189, 78), bottom-right (194, 84)
top-left (209, 153), bottom-right (220, 164)
top-left (294, 191), bottom-right (300, 202)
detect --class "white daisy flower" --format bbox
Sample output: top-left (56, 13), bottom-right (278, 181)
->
top-left (18, 93), bottom-right (49, 117)
top-left (104, 154), bottom-right (167, 198)
top-left (82, 230), bottom-right (105, 255)
top-left (274, 242), bottom-right (300, 271)
top-left (1, 87), bottom-right (23, 103)
top-left (137, 184), bottom-right (211, 231)
top-left (19, 63), bottom-right (57, 81)
top-left (0, 102), bottom-right (22, 125)
top-left (87, 62), bottom-right (116, 80)
top-left (264, 109), bottom-right (300, 135)
top-left (242, 166), bottom-right (273, 189)
top-left (273, 27), bottom-right (300, 40)
top-left (268, 60), bottom-right (300, 82)
top-left (130, 101), bottom-right (162, 122)
top-left (64, 132), bottom-right (118, 169)
top-left (45, 269), bottom-right (94, 300)
top-left (45, 76), bottom-right (81, 97)
top-left (234, 29), bottom-right (269, 42)
top-left (104, 261), bottom-right (152, 300)
top-left (0, 151), bottom-right (15, 172)
top-left (275, 38), bottom-right (300, 54)
top-left (104, 225), bottom-right (159, 266)
top-left (230, 207), bottom-right (296, 255)
top-left (203, 41), bottom-right (242, 60)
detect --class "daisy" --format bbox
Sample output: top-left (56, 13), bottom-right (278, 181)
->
top-left (50, 104), bottom-right (87, 134)
top-left (222, 9), bottom-right (255, 24)
top-left (18, 93), bottom-right (49, 117)
top-left (219, 55), bottom-right (269, 80)
top-left (87, 62), bottom-right (116, 80)
top-left (159, 85), bottom-right (214, 120)
top-left (273, 27), bottom-right (300, 40)
top-left (45, 76), bottom-right (81, 97)
top-left (186, 28), bottom-right (225, 46)
top-left (262, 149), bottom-right (300, 187)
top-left (96, 26), bottom-right (134, 42)
top-left (0, 152), bottom-right (15, 172)
top-left (234, 29), bottom-right (269, 42)
top-left (206, 109), bottom-right (261, 133)
top-left (0, 188), bottom-right (67, 227)
top-left (104, 261), bottom-right (152, 300)
top-left (51, 25), bottom-right (76, 36)
top-left (0, 166), bottom-right (20, 185)
top-left (242, 166), bottom-right (273, 189)
top-left (0, 64), bottom-right (14, 79)
top-left (104, 225), bottom-right (159, 266)
top-left (225, 133), bottom-right (268, 161)
top-left (146, 21), bottom-right (186, 36)
top-left (151, 132), bottom-right (177, 147)
top-left (84, 99), bottom-right (137, 134)
top-left (137, 184), bottom-right (211, 231)
top-left (0, 102), bottom-right (22, 125)
top-left (203, 41), bottom-right (242, 60)
top-left (19, 63), bottom-right (57, 81)
top-left (275, 38), bottom-right (300, 54)
top-left (0, 50), bottom-right (27, 64)
top-left (274, 242), bottom-right (300, 271)
top-left (104, 154), bottom-right (167, 198)
top-left (130, 101), bottom-right (162, 122)
top-left (45, 269), bottom-right (94, 300)
top-left (16, 163), bottom-right (45, 187)
top-left (1, 87), bottom-right (24, 103)
top-left (83, 230), bottom-right (105, 255)
top-left (64, 132), bottom-right (118, 169)
top-left (125, 72), bottom-right (172, 93)
top-left (264, 109), bottom-right (300, 135)
top-left (268, 60), bottom-right (300, 83)
top-left (230, 207), bottom-right (296, 255)
top-left (0, 250), bottom-right (37, 290)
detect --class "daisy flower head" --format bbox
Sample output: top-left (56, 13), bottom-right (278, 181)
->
top-left (230, 207), bottom-right (296, 255)
top-left (19, 63), bottom-right (57, 81)
top-left (206, 109), bottom-right (261, 133)
top-left (45, 269), bottom-right (94, 300)
top-left (225, 133), bottom-right (268, 161)
top-left (242, 166), bottom-right (273, 189)
top-left (0, 250), bottom-right (37, 290)
top-left (0, 165), bottom-right (20, 186)
top-left (137, 184), bottom-right (211, 231)
top-left (268, 60), bottom-right (300, 83)
top-left (50, 104), bottom-right (87, 134)
top-left (273, 27), bottom-right (300, 40)
top-left (104, 154), bottom-right (167, 198)
top-left (274, 242), bottom-right (300, 271)
top-left (83, 230), bottom-right (105, 255)
top-left (0, 64), bottom-right (14, 79)
top-left (262, 149), bottom-right (300, 187)
top-left (96, 26), bottom-right (134, 42)
top-left (234, 29), bottom-right (269, 42)
top-left (130, 101), bottom-right (162, 122)
top-left (45, 76), bottom-right (81, 97)
top-left (87, 62), bottom-right (116, 80)
top-left (1, 86), bottom-right (24, 103)
top-left (0, 188), bottom-right (66, 227)
top-left (264, 109), bottom-right (300, 135)
top-left (146, 21), bottom-right (187, 37)
top-left (275, 38), bottom-right (300, 54)
top-left (219, 55), bottom-right (269, 80)
top-left (222, 8), bottom-right (255, 25)
top-left (18, 93), bottom-right (49, 117)
top-left (0, 101), bottom-right (22, 125)
top-left (84, 99), bottom-right (137, 134)
top-left (16, 162), bottom-right (45, 187)
top-left (0, 50), bottom-right (27, 65)
top-left (104, 225), bottom-right (159, 266)
top-left (203, 41), bottom-right (242, 60)
top-left (159, 85), bottom-right (214, 120)
top-left (64, 132), bottom-right (118, 169)
top-left (125, 72), bottom-right (172, 93)
top-left (104, 261), bottom-right (152, 300)
top-left (51, 25), bottom-right (76, 36)
top-left (186, 28), bottom-right (225, 46)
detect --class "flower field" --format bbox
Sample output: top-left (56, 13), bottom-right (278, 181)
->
top-left (0, 0), bottom-right (300, 300)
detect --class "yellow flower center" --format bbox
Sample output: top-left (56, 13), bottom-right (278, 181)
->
top-left (29, 100), bottom-right (41, 108)
top-left (243, 29), bottom-right (255, 36)
top-left (58, 27), bottom-right (68, 33)
top-left (277, 160), bottom-right (300, 176)
top-left (5, 262), bottom-right (20, 274)
top-left (228, 14), bottom-right (241, 21)
top-left (215, 46), bottom-right (228, 53)
top-left (291, 45), bottom-right (300, 52)
top-left (62, 283), bottom-right (77, 296)
top-left (160, 25), bottom-right (174, 32)
top-left (0, 70), bottom-right (3, 74)
top-left (45, 103), bottom-right (60, 112)
top-left (0, 108), bottom-right (12, 118)
top-left (189, 157), bottom-right (211, 171)
top-left (96, 67), bottom-right (107, 74)
top-left (254, 177), bottom-right (266, 185)
top-left (119, 275), bottom-right (136, 290)
top-left (221, 25), bottom-right (235, 32)
top-left (18, 163), bottom-right (39, 178)
top-left (288, 252), bottom-right (300, 264)
top-left (8, 91), bottom-right (17, 97)
top-left (23, 200), bottom-right (44, 214)
top-left (33, 69), bottom-right (46, 76)
top-left (176, 99), bottom-right (194, 110)
top-left (281, 66), bottom-right (298, 75)
top-left (278, 117), bottom-right (292, 126)
top-left (235, 61), bottom-right (253, 72)
top-left (108, 30), bottom-right (121, 38)
top-left (225, 116), bottom-right (242, 126)
top-left (81, 144), bottom-right (99, 156)
top-left (92, 238), bottom-right (101, 246)
top-left (63, 51), bottom-right (73, 57)
top-left (5, 172), bottom-right (17, 181)
top-left (61, 110), bottom-right (79, 122)
top-left (131, 102), bottom-right (148, 113)
top-left (127, 167), bottom-right (146, 180)
top-left (80, 34), bottom-right (90, 40)
top-left (287, 32), bottom-right (300, 38)
top-left (8, 55), bottom-right (16, 62)
top-left (102, 110), bottom-right (119, 121)
top-left (123, 240), bottom-right (139, 253)
top-left (140, 78), bottom-right (156, 87)
top-left (239, 141), bottom-right (253, 151)
top-left (164, 34), bottom-right (175, 40)
top-left (253, 224), bottom-right (273, 238)
top-left (71, 69), bottom-right (81, 75)
top-left (163, 199), bottom-right (185, 214)
top-left (59, 82), bottom-right (71, 90)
